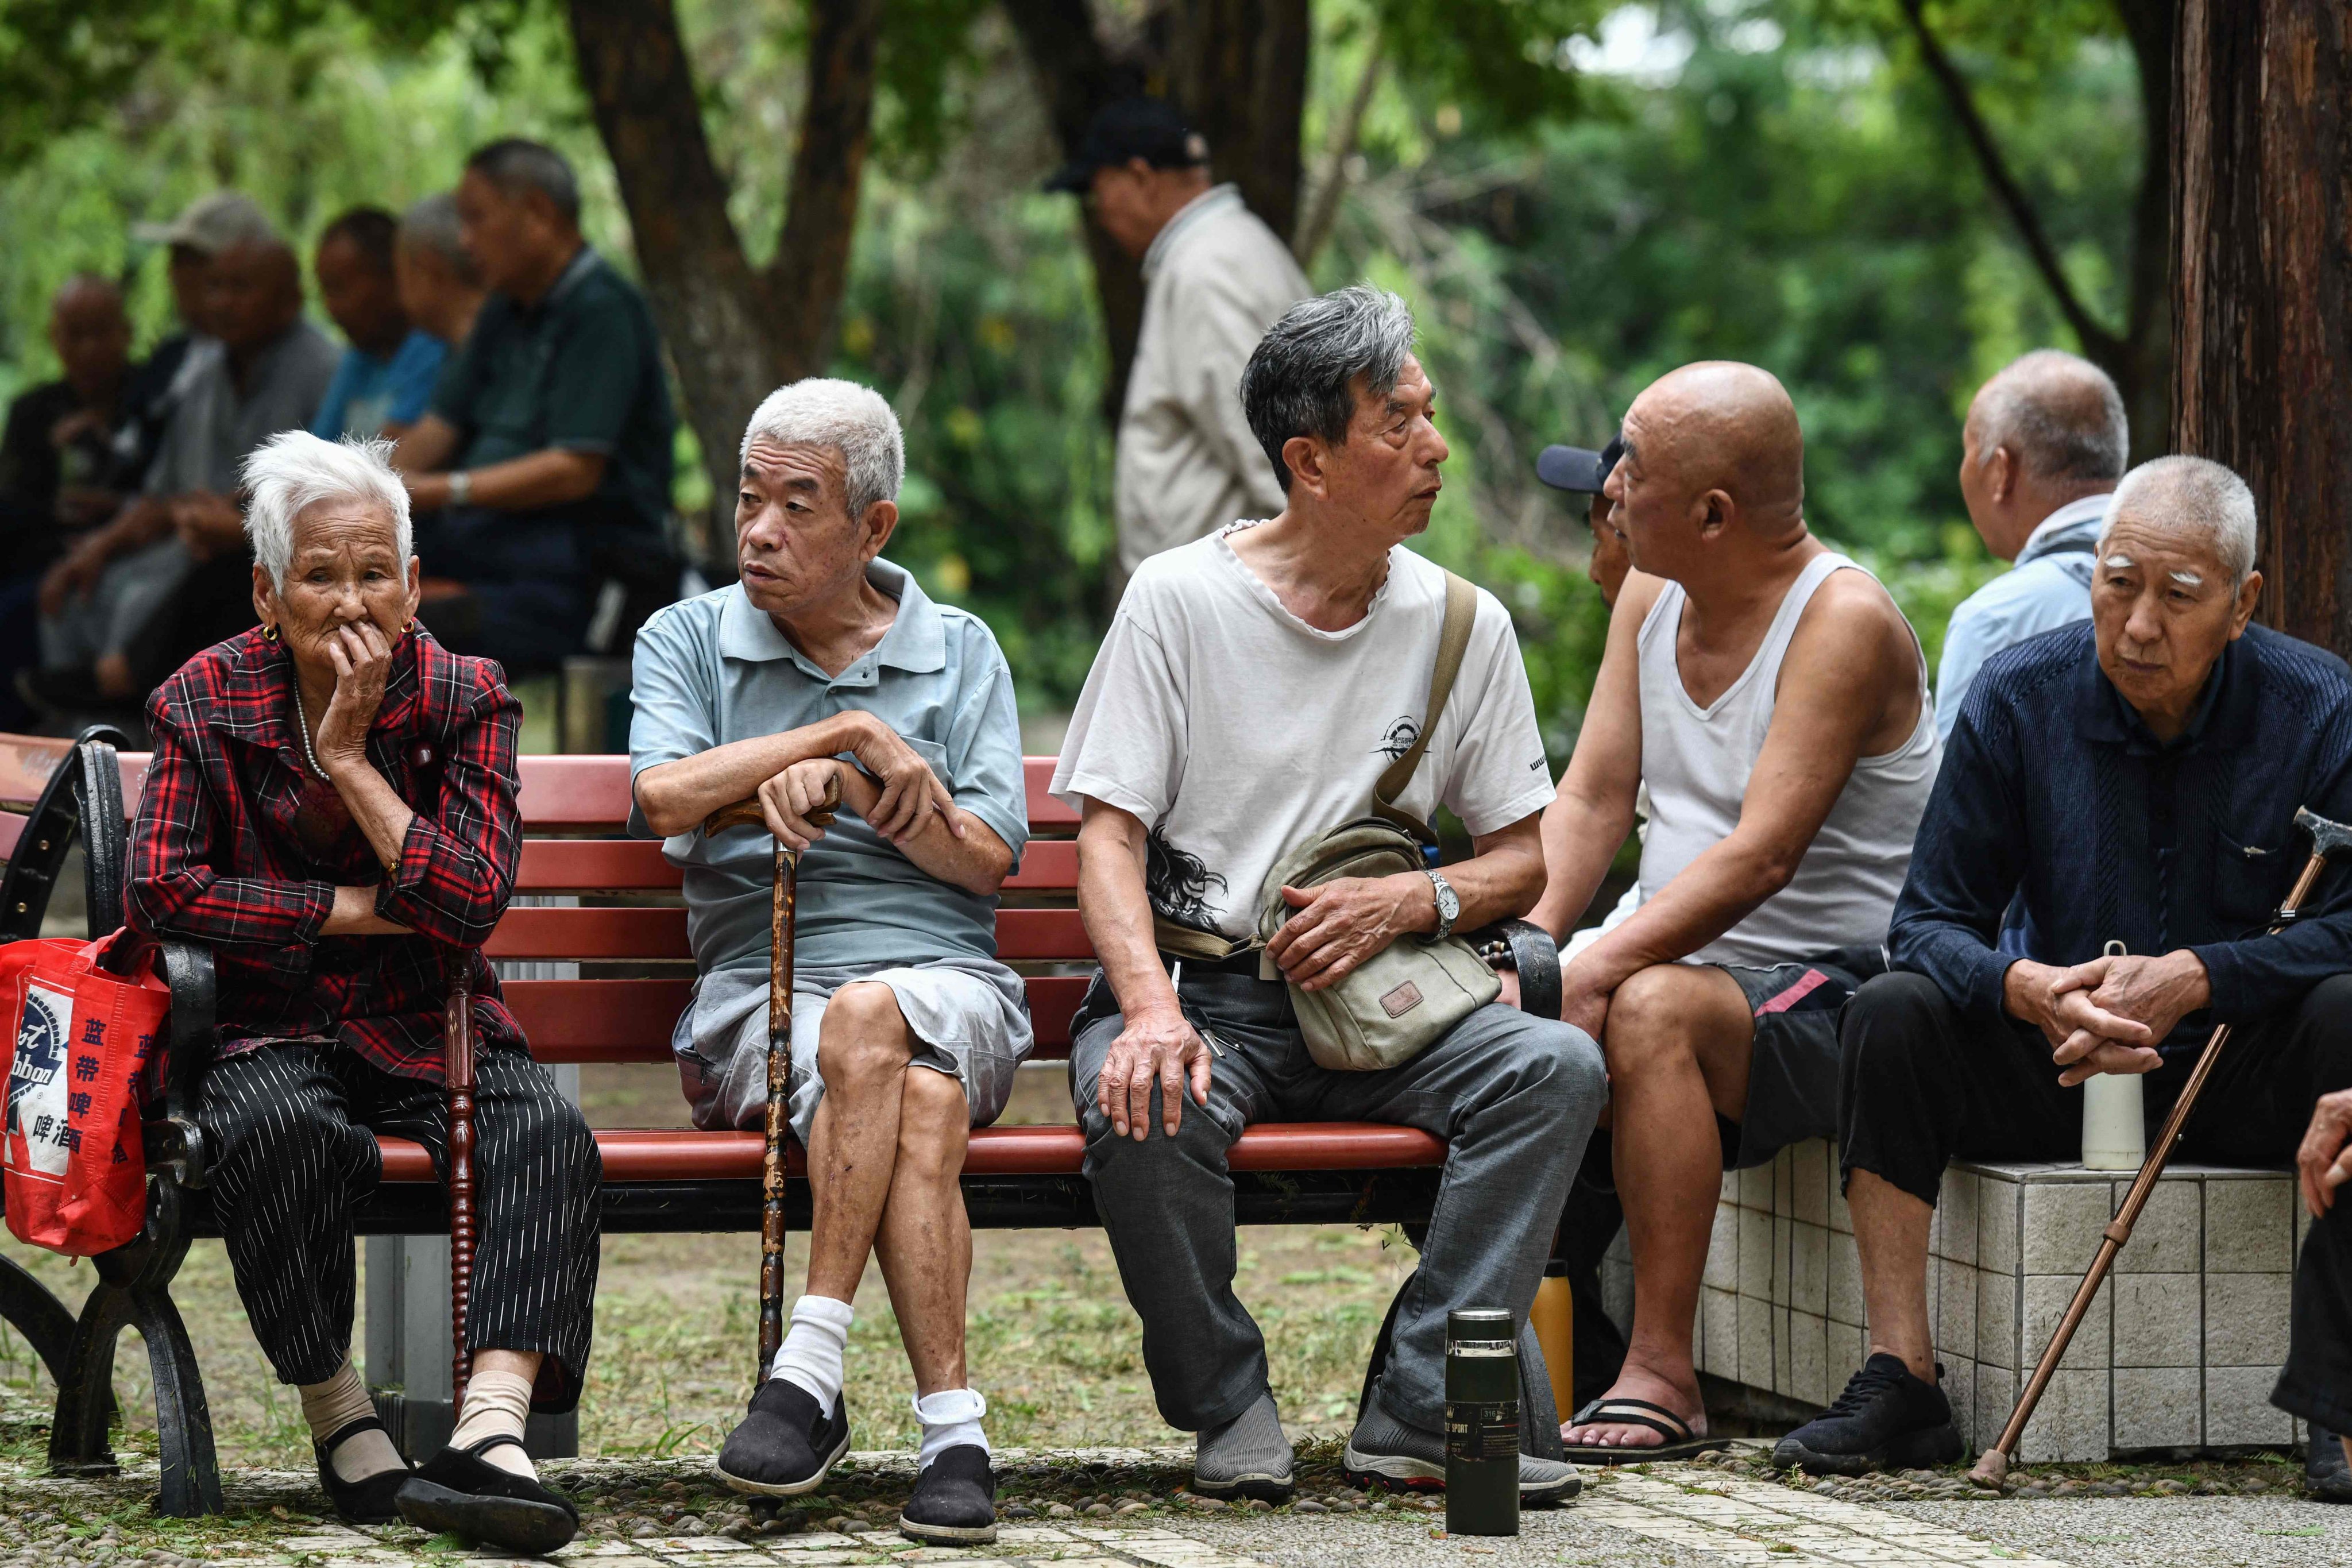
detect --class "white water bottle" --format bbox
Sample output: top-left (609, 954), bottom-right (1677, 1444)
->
top-left (2081, 940), bottom-right (2147, 1171)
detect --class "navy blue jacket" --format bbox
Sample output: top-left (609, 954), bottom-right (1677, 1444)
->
top-left (1890, 620), bottom-right (2352, 1050)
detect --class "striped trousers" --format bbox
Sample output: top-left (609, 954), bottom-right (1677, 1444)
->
top-left (198, 1043), bottom-right (603, 1409)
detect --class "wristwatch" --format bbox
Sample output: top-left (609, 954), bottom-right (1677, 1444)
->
top-left (447, 469), bottom-right (473, 507)
top-left (1424, 868), bottom-right (1461, 940)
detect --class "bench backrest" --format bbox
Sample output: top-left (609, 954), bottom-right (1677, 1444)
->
top-left (0, 745), bottom-right (1092, 1065)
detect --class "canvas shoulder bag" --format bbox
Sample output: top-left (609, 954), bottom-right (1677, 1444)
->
top-left (1253, 570), bottom-right (1500, 1071)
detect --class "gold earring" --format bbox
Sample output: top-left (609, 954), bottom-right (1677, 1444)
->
top-left (403, 617), bottom-right (416, 634)
top-left (261, 623), bottom-right (279, 642)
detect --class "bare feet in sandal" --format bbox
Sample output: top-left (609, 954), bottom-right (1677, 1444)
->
top-left (1561, 1363), bottom-right (1709, 1459)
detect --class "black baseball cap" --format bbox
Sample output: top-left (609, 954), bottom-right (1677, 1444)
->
top-left (1535, 433), bottom-right (1624, 495)
top-left (1044, 98), bottom-right (1211, 193)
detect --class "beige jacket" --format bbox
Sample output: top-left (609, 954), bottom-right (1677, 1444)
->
top-left (1114, 186), bottom-right (1312, 574)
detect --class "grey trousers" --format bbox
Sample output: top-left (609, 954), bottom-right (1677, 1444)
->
top-left (1069, 966), bottom-right (1606, 1435)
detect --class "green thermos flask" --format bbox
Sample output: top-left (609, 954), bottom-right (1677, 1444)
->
top-left (1445, 1307), bottom-right (1519, 1536)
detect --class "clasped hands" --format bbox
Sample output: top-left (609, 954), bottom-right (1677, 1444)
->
top-left (2005, 949), bottom-right (2211, 1087)
top-left (752, 714), bottom-right (970, 853)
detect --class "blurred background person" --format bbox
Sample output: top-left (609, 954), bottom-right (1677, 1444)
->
top-left (311, 206), bottom-right (446, 442)
top-left (396, 192), bottom-right (488, 354)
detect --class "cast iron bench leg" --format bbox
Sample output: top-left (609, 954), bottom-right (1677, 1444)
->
top-left (0, 1252), bottom-right (115, 1428)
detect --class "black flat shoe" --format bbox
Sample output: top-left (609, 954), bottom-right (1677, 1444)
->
top-left (395, 1435), bottom-right (578, 1555)
top-left (2309, 1425), bottom-right (2352, 1502)
top-left (717, 1378), bottom-right (852, 1496)
top-left (899, 1444), bottom-right (998, 1544)
top-left (315, 1416), bottom-right (411, 1525)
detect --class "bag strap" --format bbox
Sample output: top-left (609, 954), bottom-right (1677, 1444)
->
top-left (1371, 570), bottom-right (1478, 845)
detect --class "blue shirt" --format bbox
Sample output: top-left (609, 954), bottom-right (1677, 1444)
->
top-left (310, 330), bottom-right (447, 440)
top-left (626, 561), bottom-right (1028, 973)
top-left (1933, 492), bottom-right (2108, 742)
top-left (1892, 620), bottom-right (2352, 1050)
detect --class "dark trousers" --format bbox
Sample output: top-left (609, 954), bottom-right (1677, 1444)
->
top-left (1837, 971), bottom-right (2352, 1206)
top-left (198, 1042), bottom-right (603, 1409)
top-left (414, 507), bottom-right (593, 678)
top-left (1068, 968), bottom-right (1606, 1434)
top-left (2277, 1199), bottom-right (2352, 1436)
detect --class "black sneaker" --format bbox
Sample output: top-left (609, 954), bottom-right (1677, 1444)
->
top-left (717, 1378), bottom-right (852, 1496)
top-left (394, 1435), bottom-right (578, 1555)
top-left (314, 1415), bottom-right (411, 1525)
top-left (1771, 1353), bottom-right (1962, 1476)
top-left (899, 1444), bottom-right (997, 1544)
top-left (2308, 1425), bottom-right (2352, 1502)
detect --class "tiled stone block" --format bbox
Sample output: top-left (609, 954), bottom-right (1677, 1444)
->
top-left (2023, 1273), bottom-right (2110, 1365)
top-left (1790, 1309), bottom-right (1829, 1406)
top-left (1700, 1286), bottom-right (1738, 1379)
top-left (1827, 1229), bottom-right (1863, 1327)
top-left (1739, 1161), bottom-right (1774, 1211)
top-left (1977, 1270), bottom-right (2017, 1370)
top-left (1793, 1140), bottom-right (1830, 1227)
top-left (1978, 1173), bottom-right (2021, 1274)
top-left (1828, 1319), bottom-right (1865, 1387)
top-left (1739, 1292), bottom-right (1774, 1388)
top-left (2206, 1177), bottom-right (2294, 1273)
top-left (1775, 1146), bottom-right (1794, 1215)
top-left (2115, 1179), bottom-right (2202, 1274)
top-left (1940, 1357), bottom-right (1978, 1450)
top-left (1774, 1304), bottom-right (1794, 1394)
top-left (2206, 1366), bottom-right (2293, 1446)
top-left (1703, 1201), bottom-right (1740, 1291)
top-left (1976, 1366), bottom-right (2017, 1456)
top-left (2111, 1273), bottom-right (2200, 1368)
top-left (1791, 1222), bottom-right (1829, 1315)
top-left (1739, 1207), bottom-right (1773, 1299)
top-left (1829, 1169), bottom-right (1852, 1234)
top-left (2114, 1367), bottom-right (2201, 1450)
top-left (2018, 1367), bottom-right (2108, 1462)
top-left (1941, 1170), bottom-right (1979, 1266)
top-left (1937, 1258), bottom-right (1978, 1360)
top-left (2021, 1179), bottom-right (2110, 1273)
top-left (1772, 1216), bottom-right (1794, 1307)
top-left (2205, 1272), bottom-right (2292, 1366)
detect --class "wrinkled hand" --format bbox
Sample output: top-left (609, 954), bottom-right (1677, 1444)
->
top-left (171, 492), bottom-right (245, 561)
top-left (2006, 956), bottom-right (2158, 1069)
top-left (1095, 1002), bottom-right (1211, 1140)
top-left (315, 621), bottom-right (395, 775)
top-left (2052, 952), bottom-right (2210, 1045)
top-left (1557, 950), bottom-right (1615, 1041)
top-left (2297, 1089), bottom-right (2352, 1218)
top-left (1266, 873), bottom-right (1427, 992)
top-left (841, 714), bottom-right (961, 844)
top-left (756, 758), bottom-right (846, 853)
top-left (39, 535), bottom-right (110, 615)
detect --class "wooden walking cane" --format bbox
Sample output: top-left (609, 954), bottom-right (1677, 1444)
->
top-left (704, 774), bottom-right (841, 1380)
top-left (1968, 805), bottom-right (2352, 1488)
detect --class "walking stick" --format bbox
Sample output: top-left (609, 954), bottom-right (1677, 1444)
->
top-left (447, 972), bottom-right (477, 1410)
top-left (1968, 805), bottom-right (2352, 1488)
top-left (704, 775), bottom-right (840, 1380)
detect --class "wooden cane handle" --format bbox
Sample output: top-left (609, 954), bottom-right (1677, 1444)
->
top-left (704, 772), bottom-right (843, 838)
top-left (446, 978), bottom-right (477, 1410)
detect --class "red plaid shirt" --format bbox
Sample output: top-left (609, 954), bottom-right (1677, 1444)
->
top-left (126, 625), bottom-right (525, 1083)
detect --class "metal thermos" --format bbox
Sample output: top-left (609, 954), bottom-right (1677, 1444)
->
top-left (1445, 1308), bottom-right (1519, 1536)
top-left (2081, 941), bottom-right (2147, 1171)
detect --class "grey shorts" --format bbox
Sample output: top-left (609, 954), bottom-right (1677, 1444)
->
top-left (674, 957), bottom-right (1033, 1143)
top-left (1720, 944), bottom-right (1888, 1171)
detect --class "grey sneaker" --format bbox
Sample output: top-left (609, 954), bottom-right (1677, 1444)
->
top-left (1344, 1397), bottom-right (1582, 1505)
top-left (1194, 1389), bottom-right (1294, 1502)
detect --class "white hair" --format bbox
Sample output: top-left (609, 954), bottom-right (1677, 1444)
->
top-left (2100, 454), bottom-right (2258, 586)
top-left (740, 378), bottom-right (905, 519)
top-left (240, 430), bottom-right (414, 589)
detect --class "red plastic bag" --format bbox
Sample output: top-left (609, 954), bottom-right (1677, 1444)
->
top-left (1, 931), bottom-right (167, 1256)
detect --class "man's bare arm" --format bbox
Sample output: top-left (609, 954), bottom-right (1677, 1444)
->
top-left (1528, 573), bottom-right (1659, 939)
top-left (1571, 570), bottom-right (1919, 992)
top-left (406, 448), bottom-right (606, 512)
top-left (820, 761), bottom-right (1012, 897)
top-left (634, 712), bottom-right (885, 837)
top-left (1076, 799), bottom-right (1211, 1140)
top-left (392, 414), bottom-right (461, 474)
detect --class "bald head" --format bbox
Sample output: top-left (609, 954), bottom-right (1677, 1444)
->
top-left (1620, 360), bottom-right (1806, 534)
top-left (207, 237), bottom-right (304, 356)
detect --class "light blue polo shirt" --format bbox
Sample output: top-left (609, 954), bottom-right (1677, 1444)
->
top-left (627, 561), bottom-right (1028, 973)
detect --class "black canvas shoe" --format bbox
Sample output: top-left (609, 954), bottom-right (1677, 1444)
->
top-left (899, 1444), bottom-right (998, 1544)
top-left (717, 1378), bottom-right (852, 1496)
top-left (314, 1416), bottom-right (411, 1525)
top-left (1772, 1353), bottom-right (1963, 1476)
top-left (1343, 1397), bottom-right (1582, 1505)
top-left (2307, 1426), bottom-right (2352, 1502)
top-left (394, 1435), bottom-right (578, 1555)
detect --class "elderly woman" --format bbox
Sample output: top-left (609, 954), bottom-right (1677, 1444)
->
top-left (125, 431), bottom-right (598, 1553)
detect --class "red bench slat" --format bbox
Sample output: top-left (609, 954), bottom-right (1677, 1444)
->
top-left (511, 837), bottom-right (1077, 894)
top-left (484, 905), bottom-right (1093, 962)
top-left (374, 1121), bottom-right (1444, 1184)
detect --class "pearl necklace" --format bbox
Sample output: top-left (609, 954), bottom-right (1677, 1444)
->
top-left (290, 685), bottom-right (329, 780)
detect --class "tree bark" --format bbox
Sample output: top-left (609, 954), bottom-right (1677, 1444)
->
top-left (1165, 0), bottom-right (1310, 243)
top-left (766, 0), bottom-right (885, 379)
top-left (2171, 0), bottom-right (2352, 654)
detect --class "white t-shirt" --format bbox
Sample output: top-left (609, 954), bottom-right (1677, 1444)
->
top-left (1052, 526), bottom-right (1555, 940)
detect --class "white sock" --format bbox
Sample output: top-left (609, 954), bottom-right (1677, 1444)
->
top-left (913, 1387), bottom-right (988, 1469)
top-left (299, 1359), bottom-right (404, 1482)
top-left (449, 1368), bottom-right (536, 1477)
top-left (770, 1295), bottom-right (855, 1412)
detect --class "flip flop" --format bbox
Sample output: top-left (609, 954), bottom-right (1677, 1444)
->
top-left (1562, 1396), bottom-right (1717, 1464)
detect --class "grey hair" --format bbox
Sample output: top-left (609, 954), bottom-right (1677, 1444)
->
top-left (240, 431), bottom-right (414, 590)
top-left (2100, 454), bottom-right (2258, 586)
top-left (1239, 285), bottom-right (1418, 492)
top-left (399, 191), bottom-right (480, 286)
top-left (465, 138), bottom-right (581, 225)
top-left (740, 378), bottom-right (905, 519)
top-left (1971, 349), bottom-right (2129, 483)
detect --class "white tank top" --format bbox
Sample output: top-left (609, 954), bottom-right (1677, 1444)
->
top-left (1636, 551), bottom-right (1940, 967)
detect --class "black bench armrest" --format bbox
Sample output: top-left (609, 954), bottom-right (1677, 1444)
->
top-left (1470, 918), bottom-right (1562, 1021)
top-left (143, 941), bottom-right (217, 1189)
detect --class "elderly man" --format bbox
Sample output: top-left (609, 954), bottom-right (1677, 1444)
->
top-left (1777, 456), bottom-right (2352, 1474)
top-left (311, 207), bottom-right (446, 442)
top-left (397, 138), bottom-right (676, 675)
top-left (629, 380), bottom-right (1028, 1544)
top-left (1054, 287), bottom-right (1603, 1504)
top-left (1936, 350), bottom-right (2128, 739)
top-left (396, 193), bottom-right (488, 355)
top-left (34, 225), bottom-right (337, 710)
top-left (1530, 364), bottom-right (1940, 1460)
top-left (1045, 98), bottom-right (1310, 580)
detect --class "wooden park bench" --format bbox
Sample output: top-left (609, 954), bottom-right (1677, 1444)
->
top-left (0, 731), bottom-right (1565, 1516)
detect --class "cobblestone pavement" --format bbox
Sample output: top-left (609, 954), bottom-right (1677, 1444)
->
top-left (1, 1439), bottom-right (2346, 1567)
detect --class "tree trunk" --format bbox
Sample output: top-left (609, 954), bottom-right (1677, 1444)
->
top-left (1165, 0), bottom-right (1310, 243)
top-left (2171, 0), bottom-right (2352, 654)
top-left (567, 0), bottom-right (882, 566)
top-left (2114, 0), bottom-right (2176, 460)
